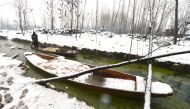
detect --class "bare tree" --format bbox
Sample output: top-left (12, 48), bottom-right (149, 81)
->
top-left (70, 0), bottom-right (74, 31)
top-left (110, 0), bottom-right (116, 32)
top-left (0, 17), bottom-right (14, 29)
top-left (63, 0), bottom-right (80, 32)
top-left (138, 1), bottom-right (148, 35)
top-left (174, 0), bottom-right (178, 44)
top-left (99, 10), bottom-right (110, 31)
top-left (131, 0), bottom-right (136, 36)
top-left (128, 0), bottom-right (136, 57)
top-left (58, 0), bottom-right (65, 30)
top-left (13, 0), bottom-right (24, 35)
top-left (38, 0), bottom-right (188, 37)
top-left (156, 1), bottom-right (168, 35)
top-left (80, 0), bottom-right (87, 31)
top-left (95, 0), bottom-right (99, 31)
top-left (73, 0), bottom-right (82, 39)
top-left (0, 17), bottom-right (4, 29)
top-left (22, 0), bottom-right (30, 31)
top-left (75, 0), bottom-right (80, 31)
top-left (46, 0), bottom-right (59, 30)
top-left (144, 0), bottom-right (155, 109)
top-left (95, 0), bottom-right (99, 43)
top-left (111, 0), bottom-right (122, 35)
top-left (125, 0), bottom-right (131, 33)
top-left (117, 0), bottom-right (125, 33)
top-left (42, 13), bottom-right (47, 29)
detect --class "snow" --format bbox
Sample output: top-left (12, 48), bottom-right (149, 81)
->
top-left (152, 44), bottom-right (190, 64)
top-left (103, 78), bottom-right (135, 91)
top-left (0, 54), bottom-right (94, 109)
top-left (25, 52), bottom-right (91, 77)
top-left (136, 76), bottom-right (173, 94)
top-left (151, 82), bottom-right (173, 94)
top-left (25, 52), bottom-right (91, 83)
top-left (0, 30), bottom-right (190, 65)
top-left (24, 52), bottom-right (48, 65)
top-left (136, 76), bottom-right (145, 92)
top-left (0, 53), bottom-right (6, 57)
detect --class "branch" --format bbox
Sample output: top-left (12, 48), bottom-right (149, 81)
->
top-left (33, 50), bottom-right (190, 84)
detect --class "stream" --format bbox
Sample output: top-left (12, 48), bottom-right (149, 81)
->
top-left (0, 39), bottom-right (190, 109)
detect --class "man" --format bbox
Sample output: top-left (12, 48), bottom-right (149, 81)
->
top-left (31, 32), bottom-right (38, 49)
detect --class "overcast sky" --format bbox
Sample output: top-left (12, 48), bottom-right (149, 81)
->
top-left (0, 0), bottom-right (116, 26)
top-left (0, 0), bottom-right (45, 25)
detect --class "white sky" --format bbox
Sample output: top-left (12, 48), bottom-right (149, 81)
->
top-left (1, 0), bottom-right (47, 25)
top-left (0, 0), bottom-right (116, 26)
top-left (0, 0), bottom-right (15, 21)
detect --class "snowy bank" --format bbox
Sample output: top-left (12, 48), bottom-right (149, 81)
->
top-left (1, 30), bottom-right (190, 65)
top-left (0, 54), bottom-right (93, 109)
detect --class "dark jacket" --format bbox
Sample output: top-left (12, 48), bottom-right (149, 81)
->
top-left (32, 32), bottom-right (38, 42)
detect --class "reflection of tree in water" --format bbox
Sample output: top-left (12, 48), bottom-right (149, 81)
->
top-left (185, 95), bottom-right (190, 103)
top-left (180, 84), bottom-right (190, 103)
top-left (168, 79), bottom-right (181, 90)
top-left (124, 70), bottom-right (145, 77)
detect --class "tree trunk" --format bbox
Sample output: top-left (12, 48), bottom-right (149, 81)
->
top-left (23, 11), bottom-right (28, 31)
top-left (51, 8), bottom-right (54, 30)
top-left (19, 10), bottom-right (24, 35)
top-left (174, 0), bottom-right (178, 45)
top-left (70, 0), bottom-right (74, 31)
top-left (95, 0), bottom-right (99, 32)
top-left (129, 0), bottom-right (136, 58)
top-left (76, 0), bottom-right (80, 39)
top-left (80, 0), bottom-right (87, 32)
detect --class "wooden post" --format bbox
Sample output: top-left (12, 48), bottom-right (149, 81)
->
top-left (144, 0), bottom-right (155, 108)
top-left (144, 63), bottom-right (152, 109)
top-left (144, 27), bottom-right (153, 109)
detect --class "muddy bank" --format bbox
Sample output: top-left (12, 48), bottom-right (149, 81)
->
top-left (11, 38), bottom-right (141, 60)
top-left (11, 38), bottom-right (190, 74)
top-left (79, 48), bottom-right (141, 60)
top-left (153, 61), bottom-right (190, 74)
top-left (0, 36), bottom-right (8, 40)
top-left (12, 38), bottom-right (77, 51)
top-left (11, 38), bottom-right (31, 44)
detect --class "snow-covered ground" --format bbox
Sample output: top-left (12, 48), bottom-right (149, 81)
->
top-left (0, 30), bottom-right (190, 65)
top-left (0, 54), bottom-right (93, 109)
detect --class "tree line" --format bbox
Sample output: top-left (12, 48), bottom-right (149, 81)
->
top-left (0, 0), bottom-right (190, 40)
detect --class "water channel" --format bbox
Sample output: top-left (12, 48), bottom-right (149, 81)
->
top-left (0, 39), bottom-right (190, 109)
